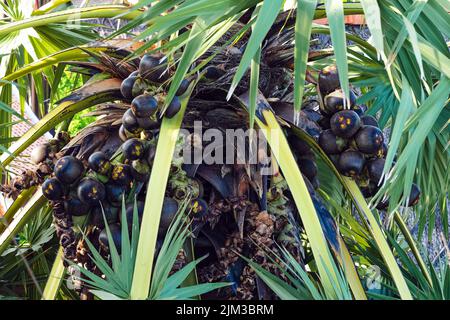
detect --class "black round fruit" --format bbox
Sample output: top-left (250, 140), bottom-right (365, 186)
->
top-left (139, 54), bottom-right (168, 83)
top-left (77, 178), bottom-right (106, 205)
top-left (318, 116), bottom-right (331, 129)
top-left (88, 151), bottom-right (111, 176)
top-left (298, 158), bottom-right (317, 181)
top-left (352, 105), bottom-right (367, 117)
top-left (190, 198), bottom-right (208, 218)
top-left (42, 178), bottom-right (65, 201)
top-left (159, 197), bottom-right (178, 236)
top-left (354, 125), bottom-right (384, 155)
top-left (91, 204), bottom-right (119, 227)
top-left (122, 138), bottom-right (145, 161)
top-left (318, 129), bottom-right (347, 155)
top-left (106, 183), bottom-right (127, 205)
top-left (408, 184), bottom-right (420, 207)
top-left (376, 199), bottom-right (389, 210)
top-left (318, 65), bottom-right (340, 95)
top-left (288, 136), bottom-right (312, 156)
top-left (122, 109), bottom-right (142, 135)
top-left (110, 164), bottom-right (133, 186)
top-left (119, 125), bottom-right (135, 142)
top-left (330, 110), bottom-right (361, 138)
top-left (361, 115), bottom-right (379, 127)
top-left (176, 78), bottom-right (190, 96)
top-left (360, 182), bottom-right (379, 198)
top-left (123, 201), bottom-right (145, 228)
top-left (376, 141), bottom-right (388, 159)
top-left (120, 76), bottom-right (137, 100)
top-left (165, 96), bottom-right (181, 118)
top-left (64, 197), bottom-right (91, 217)
top-left (131, 94), bottom-right (158, 118)
top-left (204, 66), bottom-right (226, 80)
top-left (54, 156), bottom-right (84, 185)
top-left (338, 150), bottom-right (365, 177)
top-left (366, 158), bottom-right (385, 184)
top-left (31, 143), bottom-right (50, 164)
top-left (136, 117), bottom-right (159, 130)
top-left (323, 89), bottom-right (356, 115)
top-left (99, 224), bottom-right (122, 252)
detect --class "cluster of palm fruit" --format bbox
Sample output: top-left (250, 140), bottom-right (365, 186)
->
top-left (315, 65), bottom-right (420, 209)
top-left (37, 53), bottom-right (196, 263)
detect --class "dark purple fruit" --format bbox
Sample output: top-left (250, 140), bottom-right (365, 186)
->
top-left (106, 183), bottom-right (127, 205)
top-left (139, 54), bottom-right (168, 83)
top-left (122, 138), bottom-right (145, 161)
top-left (123, 201), bottom-right (145, 228)
top-left (99, 224), bottom-right (122, 252)
top-left (318, 129), bottom-right (347, 155)
top-left (77, 178), bottom-right (106, 205)
top-left (298, 158), bottom-right (317, 181)
top-left (318, 65), bottom-right (340, 95)
top-left (176, 78), bottom-right (190, 96)
top-left (110, 164), bottom-right (133, 186)
top-left (119, 125), bottom-right (135, 142)
top-left (42, 178), bottom-right (65, 201)
top-left (323, 89), bottom-right (356, 115)
top-left (190, 198), bottom-right (208, 218)
top-left (131, 94), bottom-right (158, 118)
top-left (338, 150), bottom-right (365, 177)
top-left (122, 109), bottom-right (142, 135)
top-left (361, 115), bottom-right (379, 127)
top-left (360, 182), bottom-right (379, 198)
top-left (31, 143), bottom-right (50, 164)
top-left (88, 151), bottom-right (111, 176)
top-left (367, 158), bottom-right (385, 184)
top-left (120, 76), bottom-right (137, 100)
top-left (408, 184), bottom-right (420, 207)
top-left (330, 110), bottom-right (361, 138)
top-left (376, 199), bottom-right (389, 210)
top-left (164, 96), bottom-right (181, 118)
top-left (64, 197), bottom-right (91, 216)
top-left (318, 116), bottom-right (331, 129)
top-left (159, 197), bottom-right (178, 237)
top-left (131, 159), bottom-right (150, 182)
top-left (136, 117), bottom-right (159, 130)
top-left (354, 125), bottom-right (384, 155)
top-left (54, 156), bottom-right (84, 185)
